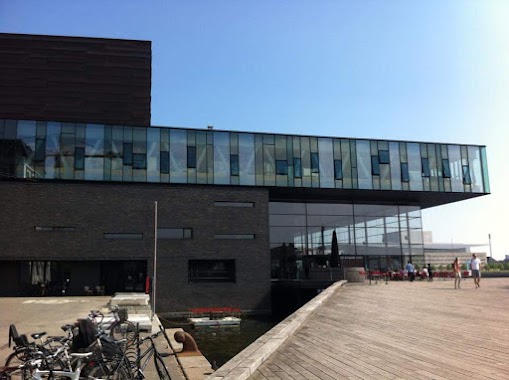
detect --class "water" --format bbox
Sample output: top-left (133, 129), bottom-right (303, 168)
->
top-left (161, 316), bottom-right (278, 367)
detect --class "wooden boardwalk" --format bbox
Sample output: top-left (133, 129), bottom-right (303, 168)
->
top-left (249, 277), bottom-right (509, 380)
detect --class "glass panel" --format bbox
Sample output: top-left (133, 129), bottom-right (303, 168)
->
top-left (407, 143), bottom-right (423, 191)
top-left (214, 201), bottom-right (254, 208)
top-left (123, 143), bottom-right (133, 166)
top-left (147, 128), bottom-right (160, 182)
top-left (85, 124), bottom-right (104, 156)
top-left (480, 147), bottom-right (490, 193)
top-left (269, 215), bottom-right (307, 227)
top-left (263, 143), bottom-right (275, 186)
top-left (230, 154), bottom-right (239, 176)
top-left (421, 157), bottom-right (430, 177)
top-left (214, 234), bottom-right (256, 240)
top-left (269, 202), bottom-right (306, 214)
top-left (45, 122), bottom-right (61, 179)
top-left (276, 160), bottom-right (288, 175)
top-left (213, 131), bottom-right (230, 184)
top-left (132, 154), bottom-right (147, 170)
top-left (356, 140), bottom-right (372, 189)
top-left (389, 142), bottom-right (401, 190)
top-left (448, 145), bottom-right (463, 192)
top-left (371, 156), bottom-right (380, 175)
top-left (401, 163), bottom-right (409, 182)
top-left (85, 157), bottom-right (104, 180)
top-left (75, 147), bottom-right (85, 170)
top-left (442, 159), bottom-right (451, 178)
top-left (462, 165), bottom-right (471, 185)
top-left (310, 152), bottom-right (319, 173)
top-left (170, 129), bottom-right (187, 183)
top-left (187, 146), bottom-right (197, 168)
top-left (293, 158), bottom-right (302, 178)
top-left (334, 160), bottom-right (343, 180)
top-left (378, 150), bottom-right (390, 164)
top-left (468, 146), bottom-right (483, 192)
top-left (318, 138), bottom-right (334, 188)
top-left (160, 151), bottom-right (169, 174)
top-left (158, 228), bottom-right (193, 239)
top-left (239, 133), bottom-right (255, 185)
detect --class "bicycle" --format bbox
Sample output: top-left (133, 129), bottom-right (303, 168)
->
top-left (135, 329), bottom-right (172, 380)
top-left (4, 324), bottom-right (72, 372)
top-left (88, 306), bottom-right (136, 342)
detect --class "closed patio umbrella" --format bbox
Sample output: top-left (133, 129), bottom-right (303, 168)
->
top-left (330, 230), bottom-right (340, 268)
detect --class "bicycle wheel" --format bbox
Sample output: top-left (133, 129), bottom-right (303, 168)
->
top-left (88, 362), bottom-right (132, 380)
top-left (153, 354), bottom-right (171, 380)
top-left (4, 351), bottom-right (32, 380)
top-left (110, 321), bottom-right (137, 343)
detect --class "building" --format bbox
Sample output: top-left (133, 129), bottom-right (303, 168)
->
top-left (0, 33), bottom-right (490, 314)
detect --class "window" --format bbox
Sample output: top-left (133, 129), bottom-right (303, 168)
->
top-left (214, 234), bottom-right (255, 240)
top-left (214, 201), bottom-right (254, 208)
top-left (371, 156), bottom-right (380, 175)
top-left (187, 146), bottom-right (196, 168)
top-left (157, 228), bottom-right (193, 239)
top-left (160, 151), bottom-right (169, 174)
top-left (293, 158), bottom-right (302, 178)
top-left (104, 233), bottom-right (143, 239)
top-left (189, 260), bottom-right (236, 283)
top-left (442, 159), bottom-right (451, 178)
top-left (311, 153), bottom-right (319, 173)
top-left (334, 160), bottom-right (343, 180)
top-left (230, 155), bottom-right (239, 176)
top-left (378, 150), bottom-right (390, 164)
top-left (123, 143), bottom-right (133, 165)
top-left (35, 138), bottom-right (46, 162)
top-left (75, 147), bottom-right (85, 170)
top-left (462, 165), bottom-right (471, 185)
top-left (34, 226), bottom-right (76, 232)
top-left (421, 158), bottom-right (430, 177)
top-left (132, 154), bottom-right (146, 169)
top-left (276, 160), bottom-right (288, 175)
top-left (401, 163), bottom-right (410, 182)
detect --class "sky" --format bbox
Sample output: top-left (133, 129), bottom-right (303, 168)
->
top-left (1, 1), bottom-right (507, 259)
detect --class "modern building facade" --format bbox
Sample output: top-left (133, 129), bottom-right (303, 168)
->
top-left (0, 33), bottom-right (490, 314)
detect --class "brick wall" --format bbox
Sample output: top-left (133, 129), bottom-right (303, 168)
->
top-left (0, 180), bottom-right (271, 312)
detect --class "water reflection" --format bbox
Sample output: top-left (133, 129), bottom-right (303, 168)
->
top-left (162, 317), bottom-right (278, 368)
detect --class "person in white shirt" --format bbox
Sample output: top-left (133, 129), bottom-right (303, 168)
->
top-left (470, 254), bottom-right (482, 288)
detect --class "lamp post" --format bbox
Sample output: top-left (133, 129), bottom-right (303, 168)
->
top-left (152, 201), bottom-right (158, 319)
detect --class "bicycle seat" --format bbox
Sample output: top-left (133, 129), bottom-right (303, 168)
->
top-left (61, 324), bottom-right (74, 332)
top-left (70, 352), bottom-right (93, 358)
top-left (31, 332), bottom-right (47, 340)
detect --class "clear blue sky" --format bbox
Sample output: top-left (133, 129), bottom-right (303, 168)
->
top-left (1, 1), bottom-right (507, 259)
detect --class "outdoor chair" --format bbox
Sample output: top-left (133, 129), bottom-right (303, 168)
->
top-left (84, 286), bottom-right (93, 296)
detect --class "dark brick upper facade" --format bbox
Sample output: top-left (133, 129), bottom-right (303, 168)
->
top-left (0, 33), bottom-right (151, 126)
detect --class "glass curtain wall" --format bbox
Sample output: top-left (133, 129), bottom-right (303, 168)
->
top-left (269, 202), bottom-right (424, 280)
top-left (0, 119), bottom-right (489, 195)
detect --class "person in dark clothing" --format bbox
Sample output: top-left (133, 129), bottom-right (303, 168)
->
top-left (427, 263), bottom-right (433, 282)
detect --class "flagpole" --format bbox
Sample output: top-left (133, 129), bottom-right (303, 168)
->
top-left (153, 201), bottom-right (158, 319)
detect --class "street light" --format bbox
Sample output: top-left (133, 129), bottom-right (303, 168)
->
top-left (152, 201), bottom-right (158, 319)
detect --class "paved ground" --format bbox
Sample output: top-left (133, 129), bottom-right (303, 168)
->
top-left (248, 277), bottom-right (509, 380)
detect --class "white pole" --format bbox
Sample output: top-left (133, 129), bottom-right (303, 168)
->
top-left (488, 233), bottom-right (492, 260)
top-left (153, 201), bottom-right (158, 319)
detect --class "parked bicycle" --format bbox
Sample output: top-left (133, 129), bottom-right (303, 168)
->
top-left (135, 328), bottom-right (172, 380)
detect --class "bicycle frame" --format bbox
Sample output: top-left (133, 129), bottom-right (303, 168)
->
top-left (29, 352), bottom-right (92, 380)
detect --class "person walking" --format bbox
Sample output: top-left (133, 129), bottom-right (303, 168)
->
top-left (471, 254), bottom-right (482, 288)
top-left (406, 261), bottom-right (415, 282)
top-left (453, 257), bottom-right (461, 289)
top-left (427, 263), bottom-right (433, 282)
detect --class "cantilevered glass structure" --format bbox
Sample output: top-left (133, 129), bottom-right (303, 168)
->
top-left (0, 120), bottom-right (489, 196)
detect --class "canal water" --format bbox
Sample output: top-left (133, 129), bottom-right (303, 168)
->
top-left (161, 316), bottom-right (279, 367)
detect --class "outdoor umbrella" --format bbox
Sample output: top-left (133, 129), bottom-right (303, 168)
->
top-left (330, 230), bottom-right (340, 268)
